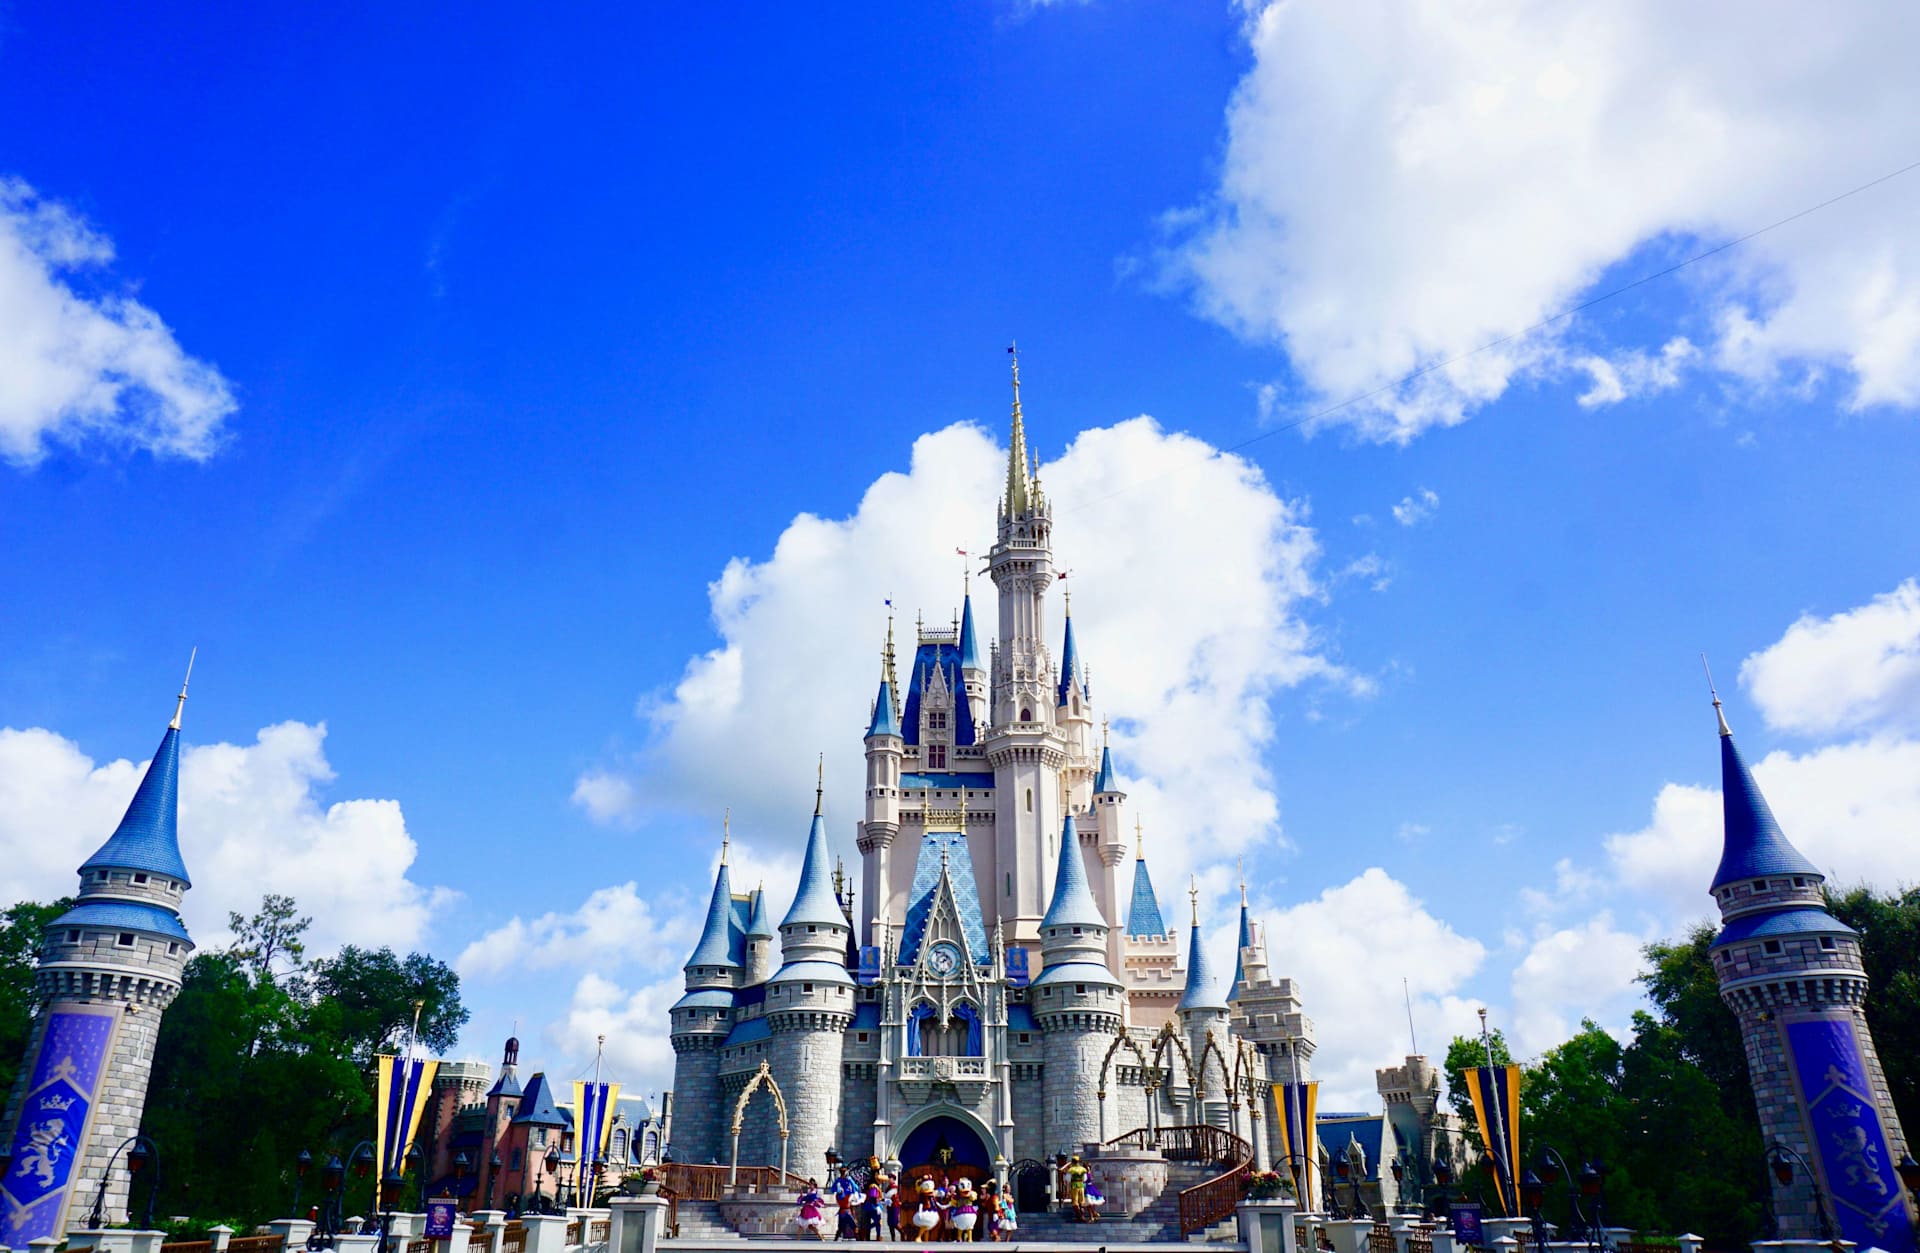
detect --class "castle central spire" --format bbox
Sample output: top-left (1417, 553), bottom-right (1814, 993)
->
top-left (1005, 342), bottom-right (1032, 517)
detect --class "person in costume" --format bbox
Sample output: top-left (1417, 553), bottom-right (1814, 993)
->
top-left (832, 1168), bottom-right (861, 1241)
top-left (798, 1180), bottom-right (828, 1240)
top-left (863, 1183), bottom-right (887, 1242)
top-left (911, 1177), bottom-right (941, 1238)
top-left (951, 1178), bottom-right (978, 1242)
top-left (1064, 1154), bottom-right (1090, 1222)
top-left (996, 1186), bottom-right (1018, 1241)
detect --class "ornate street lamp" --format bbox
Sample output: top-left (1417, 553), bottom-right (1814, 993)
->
top-left (87, 1135), bottom-right (161, 1229)
top-left (1582, 1159), bottom-right (1613, 1251)
top-left (543, 1146), bottom-right (561, 1214)
top-left (1536, 1147), bottom-right (1591, 1248)
top-left (406, 1143), bottom-right (425, 1210)
top-left (1768, 1144), bottom-right (1837, 1246)
top-left (1522, 1169), bottom-right (1548, 1253)
top-left (1430, 1154), bottom-right (1454, 1224)
top-left (294, 1148), bottom-right (313, 1218)
top-left (453, 1151), bottom-right (473, 1213)
top-left (485, 1150), bottom-right (502, 1211)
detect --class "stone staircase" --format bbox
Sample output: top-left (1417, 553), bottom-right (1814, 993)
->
top-left (1010, 1162), bottom-right (1241, 1244)
top-left (668, 1199), bottom-right (744, 1240)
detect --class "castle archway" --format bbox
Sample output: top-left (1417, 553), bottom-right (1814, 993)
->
top-left (891, 1105), bottom-right (997, 1193)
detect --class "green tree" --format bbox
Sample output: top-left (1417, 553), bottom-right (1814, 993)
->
top-left (1442, 1028), bottom-right (1514, 1212)
top-left (0, 897), bottom-right (72, 1099)
top-left (227, 893), bottom-right (312, 980)
top-left (302, 945), bottom-right (469, 1063)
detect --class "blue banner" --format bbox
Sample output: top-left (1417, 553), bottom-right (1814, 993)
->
top-left (1005, 947), bottom-right (1029, 988)
top-left (857, 946), bottom-right (881, 985)
top-left (2, 1006), bottom-right (122, 1245)
top-left (1783, 1019), bottom-right (1915, 1253)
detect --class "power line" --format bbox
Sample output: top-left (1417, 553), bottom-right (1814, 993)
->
top-left (1072, 155), bottom-right (1920, 512)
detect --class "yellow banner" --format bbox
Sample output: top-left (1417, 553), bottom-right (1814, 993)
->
top-left (375, 1055), bottom-right (440, 1179)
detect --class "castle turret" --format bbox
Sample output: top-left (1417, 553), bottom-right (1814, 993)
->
top-left (1090, 740), bottom-right (1128, 972)
top-left (1033, 813), bottom-right (1122, 1154)
top-left (1178, 886), bottom-right (1232, 1129)
top-left (2, 669), bottom-right (196, 1242)
top-left (859, 627), bottom-right (905, 949)
top-left (767, 778), bottom-right (854, 1178)
top-left (744, 886), bottom-right (775, 985)
top-left (1706, 689), bottom-right (1914, 1252)
top-left (958, 589), bottom-right (987, 729)
top-left (668, 831), bottom-right (741, 1166)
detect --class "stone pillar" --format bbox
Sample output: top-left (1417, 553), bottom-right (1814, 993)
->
top-left (520, 1214), bottom-right (570, 1253)
top-left (267, 1218), bottom-right (315, 1251)
top-left (607, 1197), bottom-right (668, 1253)
top-left (208, 1225), bottom-right (234, 1253)
top-left (1239, 1199), bottom-right (1300, 1253)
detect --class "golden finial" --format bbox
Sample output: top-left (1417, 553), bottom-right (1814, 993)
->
top-left (1188, 876), bottom-right (1200, 927)
top-left (1703, 653), bottom-right (1732, 737)
top-left (1102, 718), bottom-right (1109, 748)
top-left (169, 647), bottom-right (196, 731)
top-left (1135, 815), bottom-right (1144, 859)
top-left (721, 808), bottom-right (730, 865)
top-left (1238, 857), bottom-right (1247, 907)
top-left (815, 753), bottom-right (825, 816)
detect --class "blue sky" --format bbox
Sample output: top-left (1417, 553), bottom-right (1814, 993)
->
top-left (4, 2), bottom-right (1920, 1106)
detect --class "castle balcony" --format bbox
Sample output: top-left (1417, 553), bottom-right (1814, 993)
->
top-left (895, 1055), bottom-right (994, 1107)
top-left (898, 1055), bottom-right (990, 1081)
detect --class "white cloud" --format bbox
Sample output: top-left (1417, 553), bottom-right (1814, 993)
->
top-left (545, 972), bottom-right (686, 1095)
top-left (1740, 579), bottom-right (1920, 736)
top-left (1261, 868), bottom-right (1489, 1107)
top-left (0, 178), bottom-right (234, 466)
top-left (581, 417), bottom-right (1347, 885)
top-left (1605, 737), bottom-right (1920, 923)
top-left (459, 883), bottom-right (684, 980)
top-left (1575, 338), bottom-right (1697, 409)
top-left (1391, 489), bottom-right (1439, 527)
top-left (1168, 3), bottom-right (1920, 439)
top-left (570, 771), bottom-right (639, 826)
top-left (1507, 913), bottom-right (1649, 1056)
top-left (0, 721), bottom-right (451, 954)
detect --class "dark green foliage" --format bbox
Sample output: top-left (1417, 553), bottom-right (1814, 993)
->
top-left (0, 897), bottom-right (72, 1100)
top-left (130, 898), bottom-right (468, 1227)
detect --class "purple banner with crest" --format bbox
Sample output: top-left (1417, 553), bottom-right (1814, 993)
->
top-left (2, 1007), bottom-right (122, 1245)
top-left (1784, 1018), bottom-right (1915, 1253)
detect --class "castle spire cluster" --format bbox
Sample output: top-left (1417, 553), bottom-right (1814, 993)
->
top-left (666, 352), bottom-right (1312, 1179)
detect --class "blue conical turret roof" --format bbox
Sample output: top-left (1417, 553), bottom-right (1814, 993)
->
top-left (1712, 723), bottom-right (1821, 891)
top-left (783, 807), bottom-right (844, 930)
top-left (867, 678), bottom-right (901, 739)
top-left (1127, 856), bottom-right (1167, 938)
top-left (959, 594), bottom-right (983, 671)
top-left (1093, 745), bottom-right (1118, 794)
top-left (745, 885), bottom-right (773, 939)
top-left (1057, 612), bottom-right (1084, 706)
top-left (1231, 893), bottom-right (1253, 993)
top-left (685, 859), bottom-right (739, 970)
top-left (1042, 813), bottom-right (1106, 929)
top-left (1179, 908), bottom-right (1228, 1012)
top-left (81, 723), bottom-right (192, 886)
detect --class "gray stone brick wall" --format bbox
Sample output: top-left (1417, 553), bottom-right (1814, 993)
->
top-left (1039, 1013), bottom-right (1118, 1157)
top-left (668, 1036), bottom-right (723, 1165)
top-left (768, 1018), bottom-right (848, 1182)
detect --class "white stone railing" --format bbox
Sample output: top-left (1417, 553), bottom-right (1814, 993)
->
top-left (897, 1056), bottom-right (990, 1080)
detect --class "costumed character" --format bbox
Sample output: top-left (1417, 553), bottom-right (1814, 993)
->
top-left (833, 1169), bottom-right (861, 1241)
top-left (798, 1181), bottom-right (828, 1239)
top-left (911, 1177), bottom-right (940, 1236)
top-left (951, 1179), bottom-right (978, 1241)
top-left (863, 1184), bottom-right (887, 1242)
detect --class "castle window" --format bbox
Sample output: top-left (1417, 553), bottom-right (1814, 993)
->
top-left (68, 930), bottom-right (80, 943)
top-left (928, 711), bottom-right (947, 730)
top-left (808, 925), bottom-right (818, 934)
top-left (1794, 877), bottom-right (1808, 887)
top-left (1021, 708), bottom-right (1032, 723)
top-left (167, 942), bottom-right (179, 955)
top-left (1820, 936), bottom-right (1837, 951)
top-left (1006, 873), bottom-right (1012, 897)
top-left (1019, 1033), bottom-right (1031, 1044)
top-left (1072, 927), bottom-right (1082, 935)
top-left (132, 873), bottom-right (149, 884)
top-left (1763, 940), bottom-right (1784, 955)
top-left (1026, 789), bottom-right (1033, 812)
top-left (1076, 984), bottom-right (1086, 994)
top-left (117, 933), bottom-right (135, 947)
top-left (929, 746), bottom-right (947, 768)
top-left (804, 983), bottom-right (814, 993)
top-left (858, 1032), bottom-right (869, 1043)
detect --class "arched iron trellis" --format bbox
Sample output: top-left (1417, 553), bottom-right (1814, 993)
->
top-left (729, 1061), bottom-right (790, 1186)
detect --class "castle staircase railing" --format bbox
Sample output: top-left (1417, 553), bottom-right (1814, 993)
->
top-left (1103, 1124), bottom-right (1253, 1234)
top-left (658, 1160), bottom-right (808, 1235)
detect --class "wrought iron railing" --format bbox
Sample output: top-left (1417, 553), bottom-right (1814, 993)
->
top-left (1104, 1124), bottom-right (1253, 1233)
top-left (587, 1220), bottom-right (610, 1243)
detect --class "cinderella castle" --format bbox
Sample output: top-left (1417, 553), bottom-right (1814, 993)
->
top-left (667, 356), bottom-right (1317, 1186)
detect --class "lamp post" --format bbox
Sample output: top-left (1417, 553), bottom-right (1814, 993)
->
top-left (407, 1144), bottom-right (425, 1211)
top-left (1535, 1148), bottom-right (1590, 1250)
top-left (485, 1150), bottom-right (502, 1212)
top-left (453, 1151), bottom-right (472, 1213)
top-left (294, 1148), bottom-right (313, 1219)
top-left (308, 1153), bottom-right (346, 1250)
top-left (1768, 1144), bottom-right (1837, 1247)
top-left (87, 1135), bottom-right (161, 1229)
top-left (1522, 1169), bottom-right (1548, 1253)
top-left (543, 1146), bottom-right (561, 1214)
top-left (1581, 1159), bottom-right (1612, 1253)
top-left (1430, 1155), bottom-right (1454, 1226)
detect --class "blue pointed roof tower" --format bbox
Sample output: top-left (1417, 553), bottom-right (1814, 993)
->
top-left (80, 662), bottom-right (195, 887)
top-left (1126, 819), bottom-right (1169, 938)
top-left (1709, 689), bottom-right (1822, 891)
top-left (959, 592), bottom-right (983, 672)
top-left (783, 789), bottom-right (844, 930)
top-left (1093, 744), bottom-right (1118, 794)
top-left (1057, 602), bottom-right (1084, 706)
top-left (867, 677), bottom-right (901, 739)
top-left (1231, 876), bottom-right (1254, 994)
top-left (1041, 813), bottom-right (1106, 930)
top-left (683, 818), bottom-right (740, 974)
top-left (1179, 881), bottom-right (1228, 1012)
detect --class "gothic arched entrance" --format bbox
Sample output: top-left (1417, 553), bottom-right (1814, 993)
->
top-left (896, 1114), bottom-right (993, 1192)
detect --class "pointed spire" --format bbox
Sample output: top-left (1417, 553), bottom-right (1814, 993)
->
top-left (1057, 601), bottom-right (1084, 706)
top-left (784, 775), bottom-right (844, 930)
top-left (1710, 702), bottom-right (1821, 891)
top-left (815, 753), bottom-right (825, 817)
top-left (1179, 881), bottom-right (1228, 1012)
top-left (169, 647), bottom-right (195, 730)
top-left (721, 808), bottom-right (730, 865)
top-left (746, 882), bottom-right (773, 939)
top-left (81, 685), bottom-right (194, 887)
top-left (1126, 819), bottom-right (1169, 939)
top-left (1704, 654), bottom-right (1732, 737)
top-left (684, 840), bottom-right (738, 972)
top-left (1005, 343), bottom-right (1032, 517)
top-left (1041, 812), bottom-right (1106, 929)
top-left (1093, 742), bottom-right (1118, 795)
top-left (959, 592), bottom-right (983, 672)
top-left (1231, 867), bottom-right (1254, 993)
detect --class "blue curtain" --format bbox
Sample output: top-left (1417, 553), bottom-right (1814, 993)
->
top-left (907, 1003), bottom-right (933, 1056)
top-left (955, 1003), bottom-right (982, 1056)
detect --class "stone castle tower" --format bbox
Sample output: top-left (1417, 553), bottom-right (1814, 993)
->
top-left (2, 676), bottom-right (196, 1242)
top-left (1706, 691), bottom-right (1914, 1253)
top-left (666, 351), bottom-right (1314, 1181)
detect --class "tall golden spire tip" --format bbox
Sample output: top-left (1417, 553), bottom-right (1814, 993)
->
top-left (169, 646), bottom-right (197, 731)
top-left (1134, 814), bottom-right (1144, 859)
